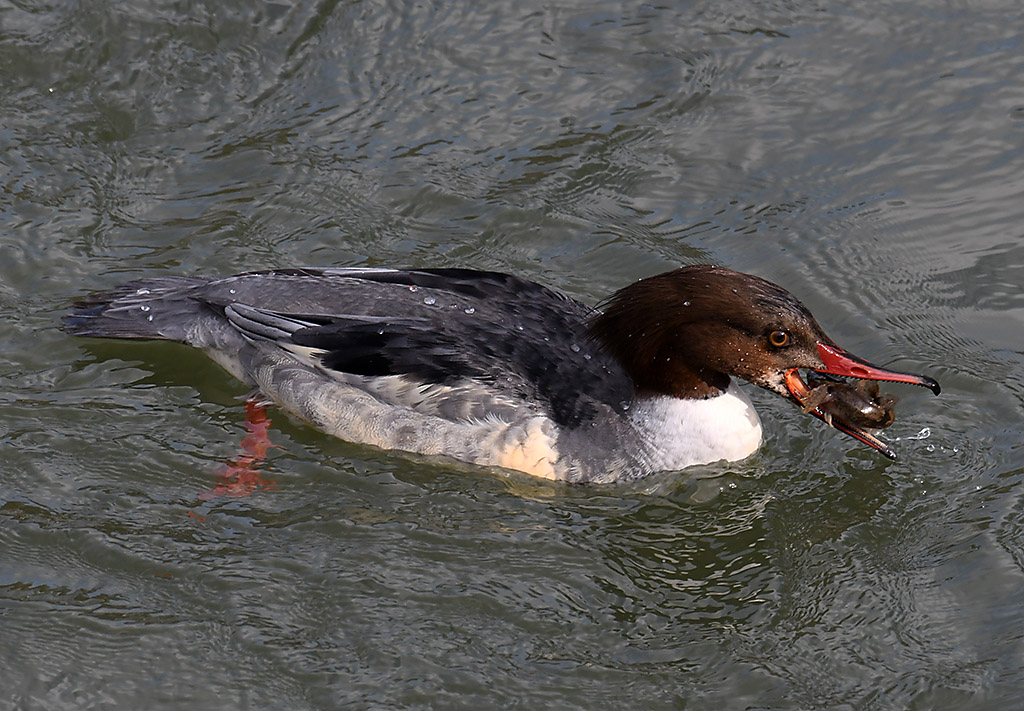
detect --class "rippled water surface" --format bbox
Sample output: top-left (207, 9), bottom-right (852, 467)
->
top-left (3, 0), bottom-right (1024, 708)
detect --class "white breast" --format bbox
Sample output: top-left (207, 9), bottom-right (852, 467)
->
top-left (627, 381), bottom-right (763, 471)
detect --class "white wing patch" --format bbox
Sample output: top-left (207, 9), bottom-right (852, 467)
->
top-left (280, 342), bottom-right (329, 367)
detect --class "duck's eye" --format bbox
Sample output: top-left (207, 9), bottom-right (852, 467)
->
top-left (768, 330), bottom-right (790, 348)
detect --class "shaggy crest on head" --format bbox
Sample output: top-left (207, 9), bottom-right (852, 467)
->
top-left (590, 265), bottom-right (828, 398)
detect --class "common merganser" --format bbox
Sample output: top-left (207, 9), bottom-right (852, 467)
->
top-left (64, 265), bottom-right (940, 483)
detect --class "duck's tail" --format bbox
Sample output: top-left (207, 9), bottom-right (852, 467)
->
top-left (63, 276), bottom-right (210, 342)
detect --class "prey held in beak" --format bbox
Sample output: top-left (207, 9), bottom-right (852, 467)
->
top-left (785, 343), bottom-right (941, 459)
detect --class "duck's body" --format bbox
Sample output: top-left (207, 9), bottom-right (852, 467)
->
top-left (65, 265), bottom-right (939, 482)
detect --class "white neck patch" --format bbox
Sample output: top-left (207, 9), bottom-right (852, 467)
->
top-left (628, 381), bottom-right (763, 471)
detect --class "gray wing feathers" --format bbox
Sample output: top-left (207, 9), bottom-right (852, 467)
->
top-left (66, 268), bottom-right (633, 432)
top-left (224, 303), bottom-right (312, 341)
top-left (223, 302), bottom-right (525, 421)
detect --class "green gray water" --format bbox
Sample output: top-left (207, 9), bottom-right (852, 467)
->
top-left (2, 0), bottom-right (1023, 709)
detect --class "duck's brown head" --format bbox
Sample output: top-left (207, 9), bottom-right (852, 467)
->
top-left (589, 265), bottom-right (939, 458)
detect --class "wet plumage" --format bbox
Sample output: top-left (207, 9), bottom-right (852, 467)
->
top-left (65, 265), bottom-right (939, 481)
